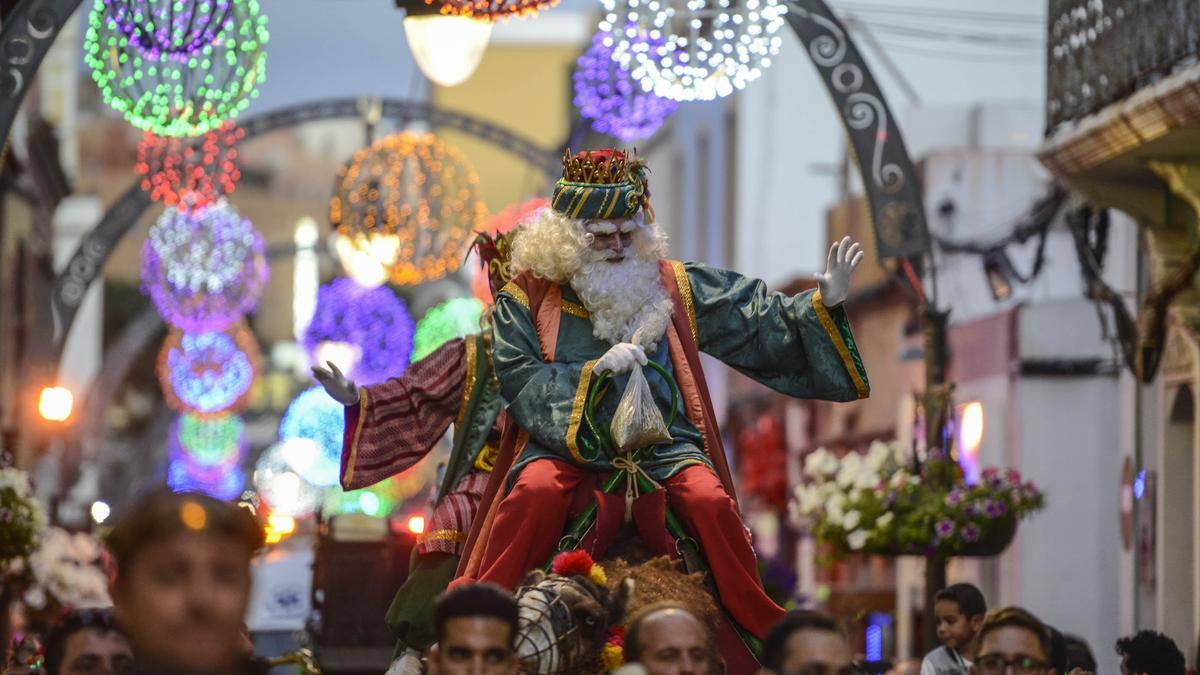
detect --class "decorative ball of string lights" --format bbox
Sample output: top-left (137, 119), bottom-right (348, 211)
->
top-left (574, 27), bottom-right (677, 142)
top-left (254, 439), bottom-right (326, 517)
top-left (412, 297), bottom-right (485, 362)
top-left (103, 0), bottom-right (235, 60)
top-left (599, 0), bottom-right (788, 102)
top-left (136, 121), bottom-right (244, 211)
top-left (84, 0), bottom-right (269, 137)
top-left (431, 0), bottom-right (557, 20)
top-left (278, 387), bottom-right (345, 487)
top-left (303, 278), bottom-right (415, 387)
top-left (171, 413), bottom-right (246, 467)
top-left (157, 324), bottom-right (260, 416)
top-left (329, 131), bottom-right (487, 286)
top-left (141, 200), bottom-right (268, 333)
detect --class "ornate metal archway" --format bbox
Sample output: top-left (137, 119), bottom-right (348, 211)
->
top-left (49, 96), bottom-right (561, 367)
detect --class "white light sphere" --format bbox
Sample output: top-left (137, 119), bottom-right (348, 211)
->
top-left (599, 0), bottom-right (786, 101)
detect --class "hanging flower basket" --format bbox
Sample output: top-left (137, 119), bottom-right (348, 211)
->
top-left (790, 442), bottom-right (1043, 560)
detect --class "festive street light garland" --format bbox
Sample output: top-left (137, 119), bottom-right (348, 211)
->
top-left (103, 0), bottom-right (236, 61)
top-left (141, 201), bottom-right (268, 332)
top-left (84, 0), bottom-right (269, 137)
top-left (171, 413), bottom-right (245, 466)
top-left (302, 278), bottom-right (415, 386)
top-left (329, 131), bottom-right (488, 286)
top-left (157, 325), bottom-right (260, 415)
top-left (427, 0), bottom-right (558, 21)
top-left (278, 387), bottom-right (345, 487)
top-left (412, 297), bottom-right (485, 362)
top-left (136, 121), bottom-right (244, 211)
top-left (574, 27), bottom-right (677, 142)
top-left (599, 0), bottom-right (787, 101)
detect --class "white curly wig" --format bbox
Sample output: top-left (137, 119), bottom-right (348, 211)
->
top-left (508, 208), bottom-right (673, 350)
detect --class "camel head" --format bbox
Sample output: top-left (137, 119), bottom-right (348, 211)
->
top-left (513, 560), bottom-right (634, 673)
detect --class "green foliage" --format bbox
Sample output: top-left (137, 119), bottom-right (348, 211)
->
top-left (0, 469), bottom-right (47, 564)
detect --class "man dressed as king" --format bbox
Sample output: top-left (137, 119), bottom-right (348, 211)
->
top-left (452, 148), bottom-right (870, 645)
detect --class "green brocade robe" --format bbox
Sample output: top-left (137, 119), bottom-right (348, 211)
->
top-left (491, 261), bottom-right (870, 484)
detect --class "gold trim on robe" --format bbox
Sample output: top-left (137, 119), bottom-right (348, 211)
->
top-left (812, 289), bottom-right (870, 399)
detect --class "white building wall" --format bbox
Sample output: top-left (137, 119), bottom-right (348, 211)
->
top-left (1011, 300), bottom-right (1123, 675)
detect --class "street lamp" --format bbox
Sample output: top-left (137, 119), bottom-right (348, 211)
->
top-left (38, 386), bottom-right (74, 423)
top-left (396, 0), bottom-right (492, 87)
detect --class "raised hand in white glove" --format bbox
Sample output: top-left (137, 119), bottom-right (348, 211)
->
top-left (595, 342), bottom-right (648, 375)
top-left (311, 361), bottom-right (360, 405)
top-left (814, 235), bottom-right (865, 308)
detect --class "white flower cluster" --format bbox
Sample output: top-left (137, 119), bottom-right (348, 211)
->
top-left (789, 441), bottom-right (912, 551)
top-left (23, 528), bottom-right (110, 611)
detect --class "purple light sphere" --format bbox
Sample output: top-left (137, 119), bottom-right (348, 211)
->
top-left (141, 200), bottom-right (268, 333)
top-left (303, 278), bottom-right (415, 387)
top-left (104, 0), bottom-right (235, 61)
top-left (574, 28), bottom-right (678, 143)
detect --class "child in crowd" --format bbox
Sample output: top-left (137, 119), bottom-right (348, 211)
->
top-left (921, 583), bottom-right (987, 675)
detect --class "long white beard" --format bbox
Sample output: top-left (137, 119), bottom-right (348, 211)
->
top-left (570, 253), bottom-right (672, 351)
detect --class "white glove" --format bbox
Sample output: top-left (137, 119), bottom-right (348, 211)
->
top-left (595, 342), bottom-right (647, 375)
top-left (814, 235), bottom-right (865, 308)
top-left (311, 361), bottom-right (360, 405)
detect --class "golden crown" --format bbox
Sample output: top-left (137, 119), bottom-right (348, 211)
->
top-left (560, 148), bottom-right (633, 185)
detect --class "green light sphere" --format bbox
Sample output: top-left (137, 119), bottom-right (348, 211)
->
top-left (84, 0), bottom-right (269, 137)
top-left (412, 297), bottom-right (485, 362)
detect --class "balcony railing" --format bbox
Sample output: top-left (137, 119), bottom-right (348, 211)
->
top-left (1047, 0), bottom-right (1200, 133)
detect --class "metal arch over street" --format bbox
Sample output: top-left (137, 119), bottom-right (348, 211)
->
top-left (786, 0), bottom-right (931, 260)
top-left (49, 96), bottom-right (562, 366)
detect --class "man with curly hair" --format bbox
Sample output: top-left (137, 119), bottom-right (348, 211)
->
top-left (1115, 631), bottom-right (1185, 675)
top-left (452, 148), bottom-right (869, 663)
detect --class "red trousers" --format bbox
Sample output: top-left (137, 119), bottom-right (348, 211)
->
top-left (456, 458), bottom-right (784, 639)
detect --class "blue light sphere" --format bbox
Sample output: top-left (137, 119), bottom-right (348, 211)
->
top-left (158, 326), bottom-right (260, 415)
top-left (278, 387), bottom-right (345, 487)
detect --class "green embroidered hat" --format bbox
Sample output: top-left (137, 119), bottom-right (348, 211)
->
top-left (551, 148), bottom-right (654, 223)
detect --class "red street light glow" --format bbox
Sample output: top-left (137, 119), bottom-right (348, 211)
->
top-left (407, 515), bottom-right (426, 535)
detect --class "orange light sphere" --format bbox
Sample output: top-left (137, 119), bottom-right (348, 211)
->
top-left (330, 132), bottom-right (488, 286)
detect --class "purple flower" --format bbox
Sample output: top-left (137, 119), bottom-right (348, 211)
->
top-left (935, 519), bottom-right (955, 540)
top-left (984, 500), bottom-right (1008, 518)
top-left (964, 502), bottom-right (982, 518)
top-left (945, 489), bottom-right (965, 507)
top-left (961, 524), bottom-right (980, 542)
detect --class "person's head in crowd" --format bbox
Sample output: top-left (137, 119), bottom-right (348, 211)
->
top-left (428, 582), bottom-right (520, 675)
top-left (973, 607), bottom-right (1053, 675)
top-left (43, 608), bottom-right (134, 675)
top-left (935, 583), bottom-right (988, 659)
top-left (1115, 631), bottom-right (1185, 675)
top-left (759, 609), bottom-right (854, 675)
top-left (106, 489), bottom-right (263, 675)
top-left (1045, 625), bottom-right (1068, 675)
top-left (625, 602), bottom-right (717, 675)
top-left (1063, 635), bottom-right (1095, 674)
